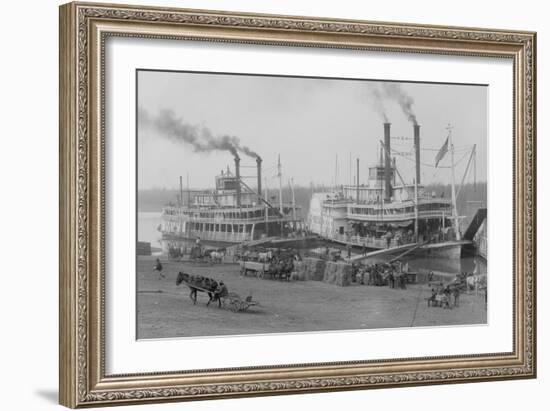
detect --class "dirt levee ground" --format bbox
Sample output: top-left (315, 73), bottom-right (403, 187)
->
top-left (137, 256), bottom-right (487, 339)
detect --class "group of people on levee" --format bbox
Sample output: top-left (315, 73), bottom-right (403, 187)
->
top-left (427, 282), bottom-right (461, 309)
top-left (350, 261), bottom-right (410, 288)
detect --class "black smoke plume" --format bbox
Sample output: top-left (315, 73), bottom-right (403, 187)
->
top-left (138, 108), bottom-right (260, 159)
top-left (367, 83), bottom-right (389, 122)
top-left (381, 83), bottom-right (418, 125)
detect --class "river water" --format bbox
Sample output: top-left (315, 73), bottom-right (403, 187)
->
top-left (137, 212), bottom-right (162, 249)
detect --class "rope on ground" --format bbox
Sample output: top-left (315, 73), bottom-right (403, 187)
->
top-left (409, 285), bottom-right (425, 327)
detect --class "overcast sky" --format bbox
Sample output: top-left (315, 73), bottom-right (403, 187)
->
top-left (137, 70), bottom-right (487, 190)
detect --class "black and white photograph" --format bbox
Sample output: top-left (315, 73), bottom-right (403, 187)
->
top-left (1, 0), bottom-right (543, 408)
top-left (136, 70), bottom-right (488, 339)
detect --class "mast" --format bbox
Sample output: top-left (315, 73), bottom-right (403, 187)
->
top-left (186, 173), bottom-right (190, 237)
top-left (335, 154), bottom-right (339, 190)
top-left (178, 175), bottom-right (183, 235)
top-left (277, 154), bottom-right (284, 235)
top-left (179, 175), bottom-right (183, 207)
top-left (278, 154), bottom-right (283, 214)
top-left (289, 178), bottom-right (296, 224)
top-left (447, 124), bottom-right (460, 240)
top-left (264, 176), bottom-right (268, 235)
top-left (186, 172), bottom-right (190, 206)
top-left (349, 152), bottom-right (352, 189)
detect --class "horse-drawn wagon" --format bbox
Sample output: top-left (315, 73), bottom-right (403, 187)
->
top-left (175, 272), bottom-right (259, 312)
top-left (239, 261), bottom-right (269, 278)
top-left (239, 259), bottom-right (293, 281)
top-left (188, 245), bottom-right (226, 263)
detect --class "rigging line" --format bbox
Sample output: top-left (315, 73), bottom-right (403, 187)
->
top-left (453, 149), bottom-right (470, 166)
top-left (474, 148), bottom-right (477, 191)
top-left (391, 145), bottom-right (470, 167)
top-left (390, 145), bottom-right (414, 151)
top-left (390, 148), bottom-right (414, 156)
top-left (422, 148), bottom-right (470, 170)
top-left (421, 147), bottom-right (472, 153)
top-left (392, 152), bottom-right (451, 169)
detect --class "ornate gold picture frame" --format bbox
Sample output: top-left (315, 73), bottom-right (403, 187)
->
top-left (59, 2), bottom-right (536, 408)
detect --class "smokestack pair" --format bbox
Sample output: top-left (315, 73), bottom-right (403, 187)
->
top-left (234, 155), bottom-right (263, 207)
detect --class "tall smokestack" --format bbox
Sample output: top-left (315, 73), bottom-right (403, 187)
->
top-left (384, 122), bottom-right (392, 201)
top-left (234, 155), bottom-right (241, 207)
top-left (414, 124), bottom-right (421, 185)
top-left (256, 156), bottom-right (262, 204)
top-left (392, 157), bottom-right (396, 185)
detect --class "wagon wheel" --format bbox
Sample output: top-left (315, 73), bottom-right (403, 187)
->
top-left (229, 300), bottom-right (240, 312)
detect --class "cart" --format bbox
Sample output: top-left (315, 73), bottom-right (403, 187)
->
top-left (240, 261), bottom-right (270, 278)
top-left (176, 272), bottom-right (259, 312)
top-left (222, 292), bottom-right (260, 312)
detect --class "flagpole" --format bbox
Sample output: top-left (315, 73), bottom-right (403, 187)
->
top-left (264, 176), bottom-right (268, 235)
top-left (447, 124), bottom-right (460, 241)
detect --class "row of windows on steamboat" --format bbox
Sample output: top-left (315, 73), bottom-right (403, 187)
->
top-left (163, 207), bottom-right (285, 220)
top-left (188, 222), bottom-right (255, 233)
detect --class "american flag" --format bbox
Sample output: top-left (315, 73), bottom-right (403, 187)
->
top-left (435, 137), bottom-right (449, 167)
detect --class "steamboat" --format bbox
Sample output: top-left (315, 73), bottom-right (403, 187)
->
top-left (308, 122), bottom-right (484, 260)
top-left (159, 154), bottom-right (305, 254)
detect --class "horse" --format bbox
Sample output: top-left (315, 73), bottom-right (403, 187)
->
top-left (235, 250), bottom-right (250, 262)
top-left (210, 249), bottom-right (226, 264)
top-left (466, 275), bottom-right (480, 292)
top-left (466, 274), bottom-right (487, 295)
top-left (257, 251), bottom-right (272, 262)
top-left (176, 271), bottom-right (218, 306)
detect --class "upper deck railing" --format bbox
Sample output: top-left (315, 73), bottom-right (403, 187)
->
top-left (162, 202), bottom-right (299, 214)
top-left (161, 204), bottom-right (302, 224)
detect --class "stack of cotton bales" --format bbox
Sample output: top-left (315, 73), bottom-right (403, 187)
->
top-left (323, 261), bottom-right (352, 287)
top-left (291, 261), bottom-right (306, 281)
top-left (301, 257), bottom-right (326, 281)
